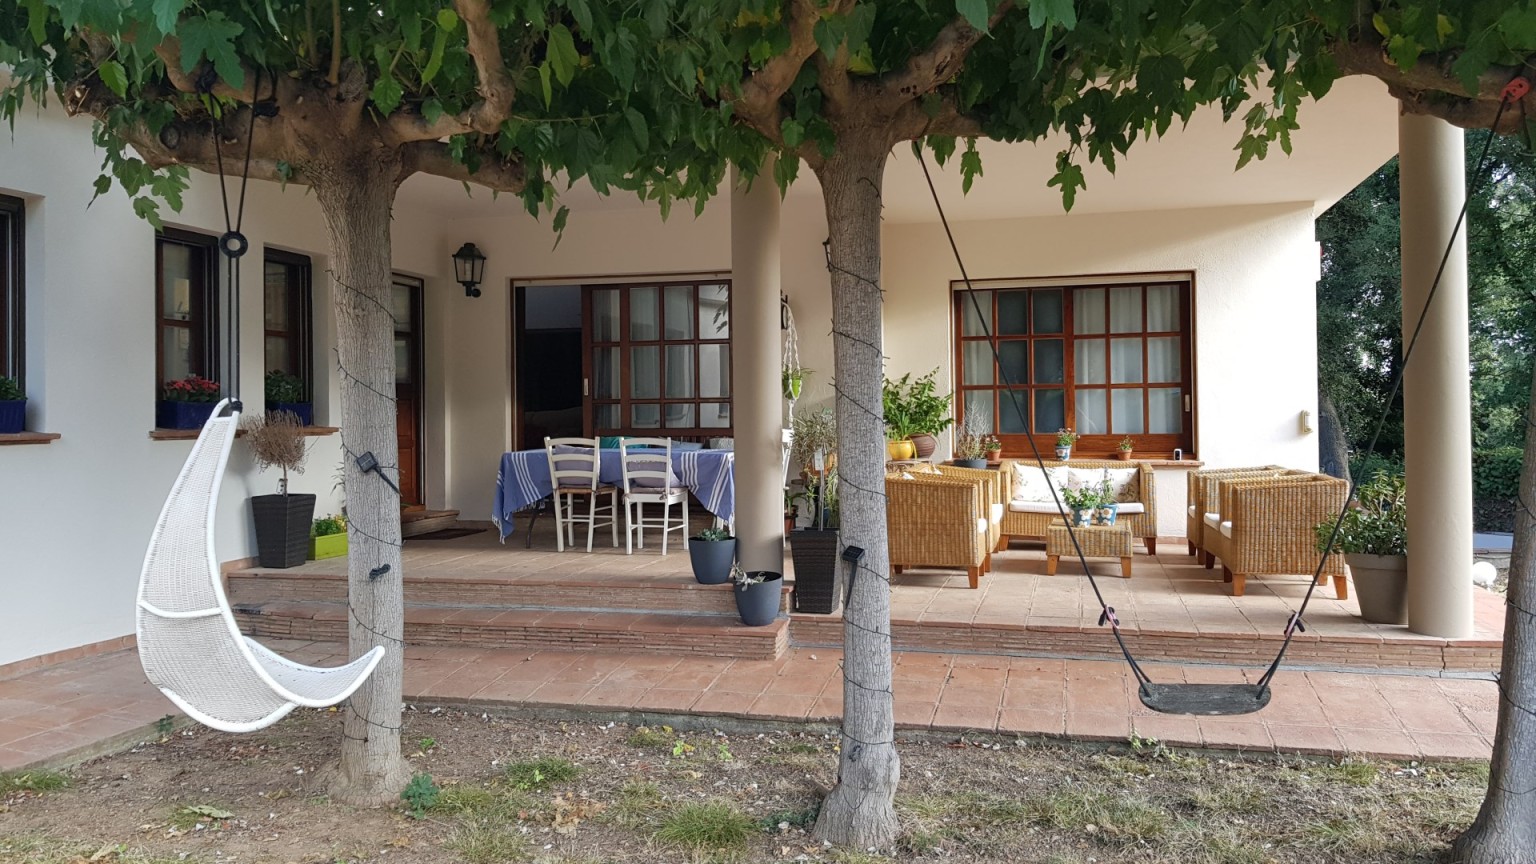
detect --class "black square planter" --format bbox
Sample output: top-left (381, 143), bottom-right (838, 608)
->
top-left (252, 493), bottom-right (317, 568)
top-left (790, 528), bottom-right (841, 614)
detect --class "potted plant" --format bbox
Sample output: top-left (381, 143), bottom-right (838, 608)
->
top-left (1055, 428), bottom-right (1079, 461)
top-left (0, 376), bottom-right (24, 434)
top-left (782, 364), bottom-right (809, 401)
top-left (788, 407), bottom-right (841, 614)
top-left (731, 562), bottom-right (784, 627)
top-left (243, 411), bottom-right (315, 568)
top-left (1316, 473), bottom-right (1408, 625)
top-left (157, 375), bottom-right (221, 430)
top-left (310, 514), bottom-right (348, 560)
top-left (1116, 436), bottom-right (1135, 461)
top-left (1061, 473), bottom-right (1115, 527)
top-left (882, 370), bottom-right (954, 460)
top-left (688, 526), bottom-right (736, 585)
top-left (265, 370), bottom-right (312, 426)
top-left (983, 434), bottom-right (1003, 462)
top-left (950, 405), bottom-right (991, 469)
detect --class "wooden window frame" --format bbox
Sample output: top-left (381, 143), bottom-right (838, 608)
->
top-left (954, 276), bottom-right (1195, 458)
top-left (585, 279), bottom-right (733, 440)
top-left (262, 248), bottom-right (314, 401)
top-left (155, 228), bottom-right (220, 392)
top-left (0, 194), bottom-right (23, 387)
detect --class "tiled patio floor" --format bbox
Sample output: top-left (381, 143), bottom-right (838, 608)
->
top-left (0, 640), bottom-right (1497, 773)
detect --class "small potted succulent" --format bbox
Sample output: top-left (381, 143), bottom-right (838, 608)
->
top-left (157, 375), bottom-right (221, 430)
top-left (731, 562), bottom-right (784, 627)
top-left (1055, 428), bottom-right (1079, 461)
top-left (1316, 473), bottom-right (1407, 625)
top-left (688, 526), bottom-right (736, 585)
top-left (1116, 436), bottom-right (1135, 460)
top-left (243, 411), bottom-right (315, 568)
top-left (265, 370), bottom-right (312, 426)
top-left (0, 376), bottom-right (25, 434)
top-left (310, 514), bottom-right (347, 560)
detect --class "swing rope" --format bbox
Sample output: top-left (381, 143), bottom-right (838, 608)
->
top-left (203, 68), bottom-right (262, 408)
top-left (915, 79), bottom-right (1522, 714)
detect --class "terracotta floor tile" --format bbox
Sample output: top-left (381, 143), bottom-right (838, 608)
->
top-left (1265, 724), bottom-right (1346, 757)
top-left (527, 682), bottom-right (596, 706)
top-left (1336, 727), bottom-right (1419, 760)
top-left (579, 684), bottom-right (651, 709)
top-left (750, 694), bottom-right (816, 721)
top-left (894, 700), bottom-right (937, 729)
top-left (997, 708), bottom-right (1065, 737)
top-left (1129, 714), bottom-right (1202, 748)
top-left (932, 703), bottom-right (998, 732)
top-left (691, 690), bottom-right (760, 716)
top-left (1394, 692), bottom-right (1481, 735)
top-left (632, 688), bottom-right (701, 713)
top-left (1407, 732), bottom-right (1491, 760)
top-left (1065, 711), bottom-right (1130, 741)
top-left (1197, 718), bottom-right (1274, 751)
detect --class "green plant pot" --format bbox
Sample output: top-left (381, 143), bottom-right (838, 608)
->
top-left (310, 532), bottom-right (348, 560)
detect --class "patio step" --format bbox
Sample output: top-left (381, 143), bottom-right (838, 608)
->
top-left (225, 570), bottom-right (766, 617)
top-left (401, 509), bottom-right (461, 537)
top-left (232, 601), bottom-right (789, 660)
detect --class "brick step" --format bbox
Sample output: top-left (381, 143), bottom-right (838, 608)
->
top-left (788, 617), bottom-right (1500, 674)
top-left (226, 571), bottom-right (768, 617)
top-left (234, 601), bottom-right (789, 660)
top-left (401, 510), bottom-right (461, 537)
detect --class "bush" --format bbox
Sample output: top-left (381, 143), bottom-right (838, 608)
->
top-left (1317, 473), bottom-right (1406, 556)
top-left (1348, 451), bottom-right (1403, 485)
top-left (1473, 447), bottom-right (1524, 500)
top-left (265, 369), bottom-right (306, 403)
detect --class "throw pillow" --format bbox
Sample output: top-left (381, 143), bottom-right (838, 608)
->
top-left (1012, 464), bottom-right (1064, 502)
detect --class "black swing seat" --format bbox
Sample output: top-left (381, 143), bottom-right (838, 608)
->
top-left (1139, 682), bottom-right (1271, 716)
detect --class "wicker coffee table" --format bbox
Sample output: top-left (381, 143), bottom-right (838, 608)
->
top-left (1045, 520), bottom-right (1134, 578)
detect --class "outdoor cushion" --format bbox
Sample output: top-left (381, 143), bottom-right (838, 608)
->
top-left (1111, 502), bottom-right (1146, 515)
top-left (1067, 467), bottom-right (1139, 502)
top-left (1188, 505), bottom-right (1197, 516)
top-left (990, 502), bottom-right (1004, 525)
top-left (1220, 520), bottom-right (1233, 538)
top-left (1204, 513), bottom-right (1221, 529)
top-left (1009, 500), bottom-right (1070, 514)
top-left (1012, 464), bottom-right (1065, 502)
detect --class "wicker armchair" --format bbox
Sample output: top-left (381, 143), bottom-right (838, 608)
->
top-left (1203, 473), bottom-right (1349, 598)
top-left (1185, 465), bottom-right (1288, 562)
top-left (910, 464), bottom-right (1007, 553)
top-left (886, 473), bottom-right (991, 588)
top-left (998, 459), bottom-right (1159, 554)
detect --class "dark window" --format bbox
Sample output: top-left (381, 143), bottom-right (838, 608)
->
top-left (263, 249), bottom-right (313, 403)
top-left (955, 278), bottom-right (1194, 456)
top-left (155, 228), bottom-right (220, 392)
top-left (588, 281), bottom-right (732, 438)
top-left (0, 194), bottom-right (23, 386)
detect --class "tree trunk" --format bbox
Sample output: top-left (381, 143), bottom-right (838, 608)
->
top-left (1318, 393), bottom-right (1350, 480)
top-left (309, 150), bottom-right (413, 806)
top-left (1451, 360), bottom-right (1536, 864)
top-left (810, 143), bottom-right (901, 850)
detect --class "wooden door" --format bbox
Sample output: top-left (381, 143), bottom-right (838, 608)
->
top-left (392, 275), bottom-right (425, 508)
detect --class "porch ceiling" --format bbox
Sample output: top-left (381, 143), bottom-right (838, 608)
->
top-left (396, 75), bottom-right (1398, 223)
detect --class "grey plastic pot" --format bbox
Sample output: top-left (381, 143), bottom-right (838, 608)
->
top-left (734, 571), bottom-right (783, 626)
top-left (1346, 553), bottom-right (1409, 625)
top-left (688, 537), bottom-right (736, 584)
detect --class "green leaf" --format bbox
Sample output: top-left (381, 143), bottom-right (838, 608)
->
top-left (780, 117), bottom-right (805, 149)
top-left (956, 0), bottom-right (991, 32)
top-left (98, 60), bottom-right (127, 98)
top-left (625, 106), bottom-right (649, 151)
top-left (178, 13), bottom-right (246, 90)
top-left (1386, 33), bottom-right (1422, 71)
top-left (151, 0), bottom-right (188, 36)
top-left (422, 26), bottom-right (449, 84)
top-left (436, 8), bottom-right (459, 31)
top-left (959, 144), bottom-right (983, 194)
top-left (538, 61), bottom-right (553, 107)
top-left (20, 0), bottom-right (47, 45)
top-left (1029, 0), bottom-right (1077, 31)
top-left (552, 204), bottom-right (569, 246)
top-left (548, 23), bottom-right (579, 86)
top-left (370, 75), bottom-right (404, 115)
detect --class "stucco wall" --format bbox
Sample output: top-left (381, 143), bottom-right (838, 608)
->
top-left (0, 111), bottom-right (448, 667)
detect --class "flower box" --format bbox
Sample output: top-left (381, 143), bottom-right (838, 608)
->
top-left (270, 402), bottom-right (313, 426)
top-left (310, 531), bottom-right (348, 560)
top-left (0, 398), bottom-right (25, 434)
top-left (156, 400), bottom-right (217, 430)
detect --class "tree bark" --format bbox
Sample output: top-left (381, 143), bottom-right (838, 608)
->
top-left (1451, 361), bottom-right (1536, 863)
top-left (1318, 393), bottom-right (1350, 480)
top-left (810, 142), bottom-right (901, 850)
top-left (308, 149), bottom-right (413, 805)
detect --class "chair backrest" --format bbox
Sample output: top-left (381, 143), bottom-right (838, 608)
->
top-left (546, 437), bottom-right (601, 490)
top-left (619, 437), bottom-right (675, 492)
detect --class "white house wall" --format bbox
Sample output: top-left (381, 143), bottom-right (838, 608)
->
top-left (0, 110), bottom-right (449, 668)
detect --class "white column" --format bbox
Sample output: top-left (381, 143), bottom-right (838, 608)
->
top-left (730, 160), bottom-right (785, 573)
top-left (1398, 111), bottom-right (1473, 639)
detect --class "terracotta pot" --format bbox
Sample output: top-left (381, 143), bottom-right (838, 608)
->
top-left (908, 433), bottom-right (937, 459)
top-left (1116, 450), bottom-right (1133, 460)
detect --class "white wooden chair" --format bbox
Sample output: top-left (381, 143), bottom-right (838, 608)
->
top-left (618, 437), bottom-right (690, 554)
top-left (544, 436), bottom-right (619, 552)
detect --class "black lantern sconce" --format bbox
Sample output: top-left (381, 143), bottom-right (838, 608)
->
top-left (452, 242), bottom-right (487, 298)
top-left (822, 237), bottom-right (832, 272)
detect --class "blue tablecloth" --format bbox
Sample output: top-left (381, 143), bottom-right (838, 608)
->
top-left (493, 448), bottom-right (735, 539)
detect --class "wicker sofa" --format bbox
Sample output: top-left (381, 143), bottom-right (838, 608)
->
top-left (1203, 472), bottom-right (1350, 598)
top-left (886, 472), bottom-right (992, 588)
top-left (998, 459), bottom-right (1158, 554)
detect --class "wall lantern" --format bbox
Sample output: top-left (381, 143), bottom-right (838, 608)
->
top-left (452, 242), bottom-right (487, 298)
top-left (822, 237), bottom-right (832, 272)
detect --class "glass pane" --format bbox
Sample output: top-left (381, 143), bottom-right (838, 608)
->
top-left (391, 284), bottom-right (413, 329)
top-left (265, 336), bottom-right (291, 375)
top-left (699, 283), bottom-right (730, 338)
top-left (1033, 339), bottom-right (1064, 384)
top-left (998, 291), bottom-right (1029, 335)
top-left (664, 284), bottom-right (695, 340)
top-left (632, 403), bottom-right (660, 428)
top-left (1110, 338), bottom-right (1143, 383)
top-left (963, 391), bottom-right (994, 434)
top-left (593, 347), bottom-right (620, 399)
top-left (1148, 336), bottom-right (1181, 383)
top-left (960, 293), bottom-right (992, 336)
top-left (594, 403), bottom-right (620, 430)
top-left (962, 342), bottom-right (994, 385)
top-left (665, 344), bottom-right (695, 398)
top-left (1147, 284), bottom-right (1179, 331)
top-left (592, 288), bottom-right (620, 341)
top-left (1073, 287), bottom-right (1104, 334)
top-left (162, 244), bottom-right (194, 322)
top-left (1034, 389), bottom-right (1065, 434)
top-left (630, 286), bottom-right (659, 341)
top-left (264, 263), bottom-right (289, 330)
top-left (1149, 387), bottom-right (1183, 434)
top-left (998, 341), bottom-right (1028, 384)
top-left (162, 327), bottom-right (193, 382)
top-left (630, 346), bottom-right (660, 398)
top-left (665, 403), bottom-right (696, 427)
top-left (699, 344), bottom-right (730, 398)
top-left (700, 402), bottom-right (731, 428)
top-left (394, 337), bottom-right (411, 383)
top-left (1109, 286), bottom-right (1142, 333)
top-left (1112, 389), bottom-right (1145, 434)
top-left (1075, 389), bottom-right (1107, 434)
top-left (1075, 338), bottom-right (1106, 384)
top-left (1033, 290), bottom-right (1063, 333)
top-left (999, 390), bottom-right (1030, 434)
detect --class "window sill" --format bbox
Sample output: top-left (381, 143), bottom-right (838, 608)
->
top-left (149, 425), bottom-right (339, 441)
top-left (0, 431), bottom-right (61, 446)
